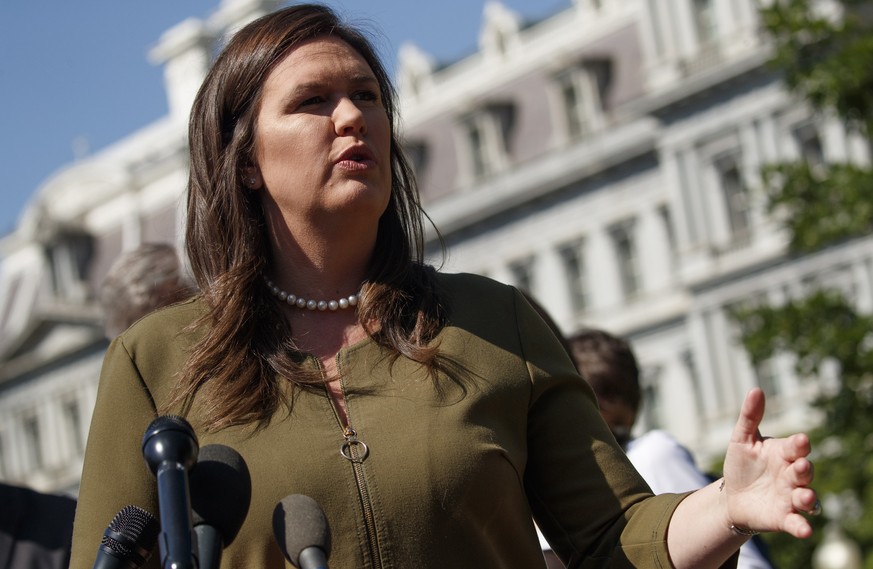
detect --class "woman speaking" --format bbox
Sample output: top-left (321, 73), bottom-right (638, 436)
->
top-left (70, 5), bottom-right (819, 568)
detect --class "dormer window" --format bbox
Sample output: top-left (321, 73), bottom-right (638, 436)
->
top-left (552, 59), bottom-right (610, 143)
top-left (402, 140), bottom-right (430, 181)
top-left (457, 102), bottom-right (515, 182)
top-left (45, 228), bottom-right (94, 301)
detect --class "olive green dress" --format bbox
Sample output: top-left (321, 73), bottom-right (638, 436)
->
top-left (70, 272), bottom-right (688, 568)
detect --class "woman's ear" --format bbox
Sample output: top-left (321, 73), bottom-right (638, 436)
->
top-left (242, 165), bottom-right (263, 190)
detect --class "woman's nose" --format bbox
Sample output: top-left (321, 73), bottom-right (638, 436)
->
top-left (333, 97), bottom-right (367, 136)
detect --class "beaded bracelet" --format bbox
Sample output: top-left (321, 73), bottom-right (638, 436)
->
top-left (718, 478), bottom-right (760, 537)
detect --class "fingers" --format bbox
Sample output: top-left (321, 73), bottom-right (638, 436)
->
top-left (791, 455), bottom-right (814, 486)
top-left (731, 388), bottom-right (765, 444)
top-left (776, 432), bottom-right (811, 464)
top-left (783, 512), bottom-right (814, 539)
top-left (786, 484), bottom-right (819, 539)
top-left (792, 486), bottom-right (817, 513)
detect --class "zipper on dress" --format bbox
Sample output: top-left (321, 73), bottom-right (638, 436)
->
top-left (332, 358), bottom-right (384, 569)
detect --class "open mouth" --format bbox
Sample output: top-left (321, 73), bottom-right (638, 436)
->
top-left (338, 145), bottom-right (375, 164)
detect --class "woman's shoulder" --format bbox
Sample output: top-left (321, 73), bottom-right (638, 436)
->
top-left (435, 271), bottom-right (514, 297)
top-left (433, 271), bottom-right (526, 328)
top-left (101, 298), bottom-right (203, 402)
top-left (118, 295), bottom-right (205, 344)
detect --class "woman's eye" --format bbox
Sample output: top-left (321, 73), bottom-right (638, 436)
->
top-left (299, 95), bottom-right (324, 107)
top-left (353, 90), bottom-right (379, 103)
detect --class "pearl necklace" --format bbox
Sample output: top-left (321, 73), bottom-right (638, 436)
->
top-left (264, 277), bottom-right (360, 311)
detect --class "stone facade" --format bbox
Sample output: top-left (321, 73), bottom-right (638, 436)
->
top-left (0, 0), bottom-right (283, 494)
top-left (399, 0), bottom-right (871, 466)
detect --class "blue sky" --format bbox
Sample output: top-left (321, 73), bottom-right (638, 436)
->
top-left (0, 0), bottom-right (567, 237)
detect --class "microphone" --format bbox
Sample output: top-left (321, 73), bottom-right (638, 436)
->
top-left (142, 415), bottom-right (199, 569)
top-left (272, 494), bottom-right (332, 569)
top-left (93, 505), bottom-right (160, 569)
top-left (188, 444), bottom-right (252, 569)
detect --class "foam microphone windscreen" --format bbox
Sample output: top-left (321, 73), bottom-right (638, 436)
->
top-left (188, 444), bottom-right (252, 544)
top-left (98, 505), bottom-right (160, 568)
top-left (272, 494), bottom-right (332, 567)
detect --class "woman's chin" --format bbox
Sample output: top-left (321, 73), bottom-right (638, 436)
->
top-left (333, 181), bottom-right (391, 215)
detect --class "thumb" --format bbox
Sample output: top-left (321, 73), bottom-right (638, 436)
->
top-left (731, 388), bottom-right (765, 444)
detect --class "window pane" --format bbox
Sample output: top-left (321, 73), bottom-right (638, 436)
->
top-left (692, 0), bottom-right (717, 43)
top-left (63, 399), bottom-right (84, 455)
top-left (466, 120), bottom-right (488, 179)
top-left (561, 79), bottom-right (584, 139)
top-left (509, 257), bottom-right (536, 294)
top-left (611, 223), bottom-right (641, 297)
top-left (794, 125), bottom-right (825, 168)
top-left (559, 242), bottom-right (590, 312)
top-left (720, 163), bottom-right (751, 238)
top-left (23, 415), bottom-right (43, 470)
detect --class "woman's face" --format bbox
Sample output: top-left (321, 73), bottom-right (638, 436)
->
top-left (250, 36), bottom-right (392, 234)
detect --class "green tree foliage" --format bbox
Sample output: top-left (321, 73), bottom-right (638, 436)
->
top-left (758, 0), bottom-right (873, 252)
top-left (761, 162), bottom-right (873, 252)
top-left (762, 0), bottom-right (873, 131)
top-left (732, 293), bottom-right (873, 567)
top-left (731, 1), bottom-right (873, 566)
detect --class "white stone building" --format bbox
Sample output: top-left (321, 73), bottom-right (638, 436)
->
top-left (399, 0), bottom-right (871, 465)
top-left (0, 0), bottom-right (284, 494)
top-left (0, 0), bottom-right (870, 495)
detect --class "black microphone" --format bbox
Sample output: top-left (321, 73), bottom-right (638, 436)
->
top-left (142, 415), bottom-right (199, 569)
top-left (188, 444), bottom-right (252, 569)
top-left (272, 494), bottom-right (332, 569)
top-left (93, 505), bottom-right (160, 569)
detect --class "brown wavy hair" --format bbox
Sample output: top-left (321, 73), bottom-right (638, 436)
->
top-left (169, 4), bottom-right (446, 431)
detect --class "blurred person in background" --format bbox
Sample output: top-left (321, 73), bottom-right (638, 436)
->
top-left (0, 243), bottom-right (195, 569)
top-left (99, 242), bottom-right (195, 338)
top-left (521, 291), bottom-right (777, 568)
top-left (568, 328), bottom-right (776, 569)
top-left (0, 483), bottom-right (76, 569)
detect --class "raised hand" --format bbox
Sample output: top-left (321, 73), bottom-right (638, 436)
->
top-left (722, 388), bottom-right (819, 538)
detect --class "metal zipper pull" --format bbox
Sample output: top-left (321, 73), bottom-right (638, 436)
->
top-left (340, 425), bottom-right (369, 463)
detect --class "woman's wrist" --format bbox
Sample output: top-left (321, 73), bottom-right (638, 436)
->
top-left (718, 477), bottom-right (759, 537)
